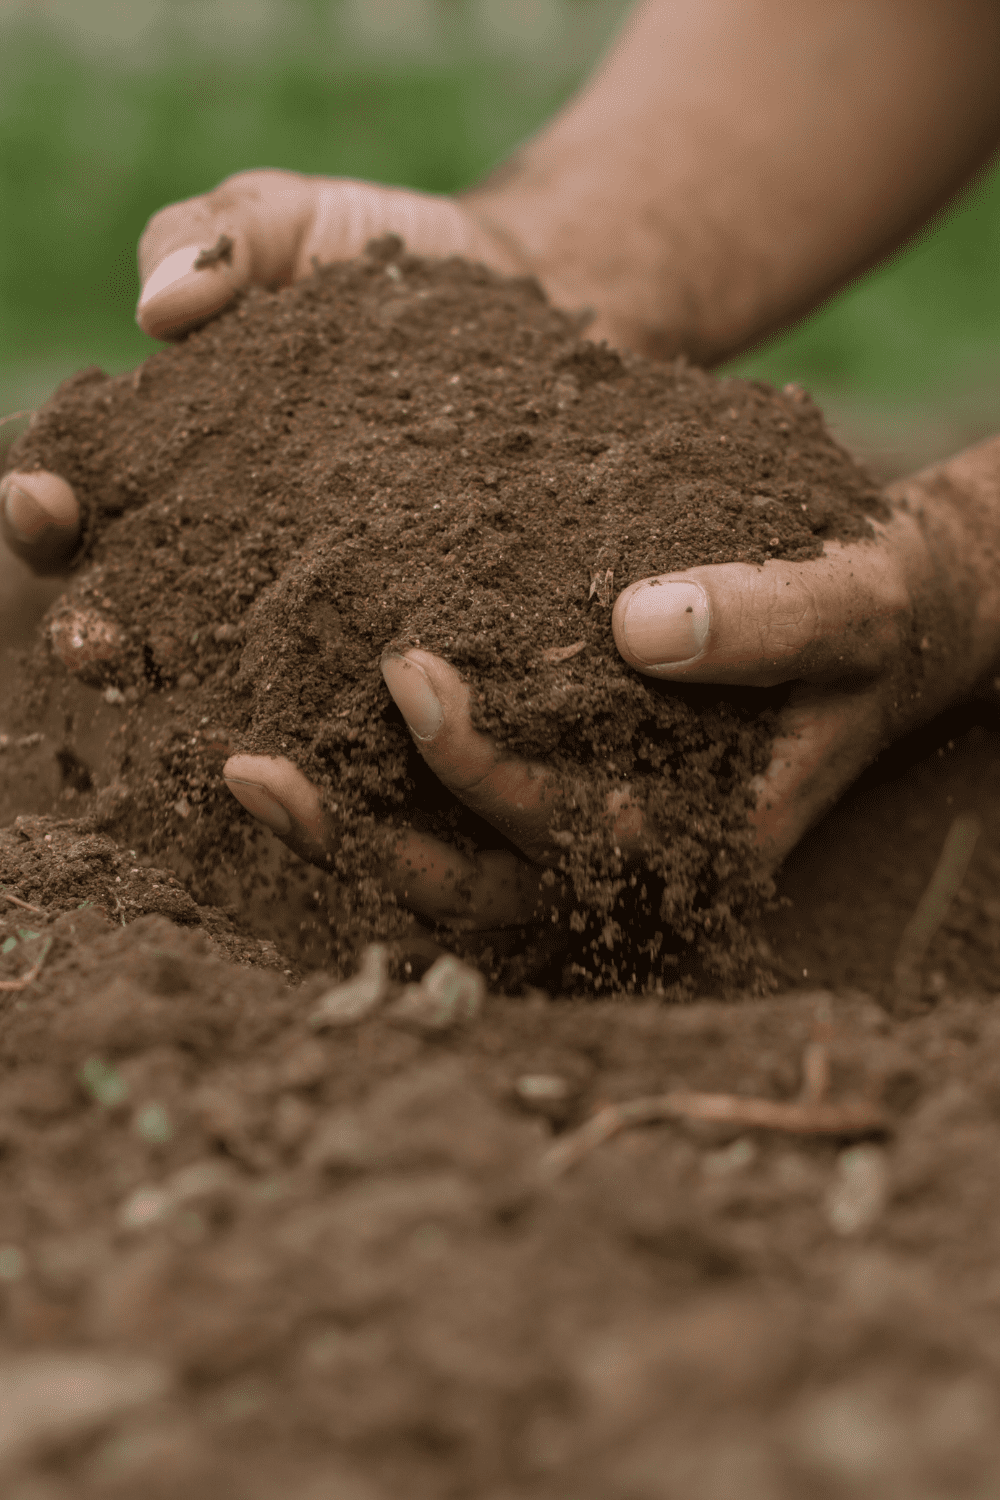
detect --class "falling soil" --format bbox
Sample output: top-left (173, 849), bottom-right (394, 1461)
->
top-left (2, 238), bottom-right (883, 992)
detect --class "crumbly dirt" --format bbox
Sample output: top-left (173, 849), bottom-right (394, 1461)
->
top-left (5, 246), bottom-right (1000, 1498)
top-left (4, 701), bottom-right (1000, 1499)
top-left (2, 238), bottom-right (883, 992)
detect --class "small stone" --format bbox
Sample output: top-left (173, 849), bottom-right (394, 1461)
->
top-left (310, 944), bottom-right (391, 1028)
top-left (212, 621), bottom-right (245, 644)
top-left (48, 608), bottom-right (123, 680)
top-left (103, 685), bottom-right (125, 705)
top-left (386, 954), bottom-right (484, 1033)
top-left (119, 1184), bottom-right (170, 1232)
top-left (827, 1145), bottom-right (888, 1235)
top-left (176, 671), bottom-right (199, 690)
top-left (515, 1074), bottom-right (569, 1104)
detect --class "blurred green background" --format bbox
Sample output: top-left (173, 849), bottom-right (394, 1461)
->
top-left (2, 0), bottom-right (998, 477)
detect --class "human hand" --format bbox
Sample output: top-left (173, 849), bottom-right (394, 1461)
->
top-left (1, 167), bottom-right (521, 579)
top-left (224, 436), bottom-right (1000, 932)
top-left (613, 438), bottom-right (1000, 864)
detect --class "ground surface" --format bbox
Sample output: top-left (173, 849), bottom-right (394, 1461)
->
top-left (0, 696), bottom-right (999, 1499)
top-left (3, 261), bottom-right (1000, 1493)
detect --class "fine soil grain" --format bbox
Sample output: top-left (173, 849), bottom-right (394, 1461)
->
top-left (3, 238), bottom-right (882, 991)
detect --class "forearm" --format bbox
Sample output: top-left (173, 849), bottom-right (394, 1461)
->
top-left (463, 0), bottom-right (1000, 363)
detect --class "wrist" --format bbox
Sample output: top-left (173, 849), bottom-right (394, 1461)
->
top-left (889, 433), bottom-right (1000, 696)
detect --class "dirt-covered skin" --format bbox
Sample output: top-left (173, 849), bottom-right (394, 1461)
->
top-left (3, 241), bottom-right (882, 990)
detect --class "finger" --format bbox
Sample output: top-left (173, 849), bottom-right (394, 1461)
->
top-left (136, 169), bottom-right (317, 340)
top-left (381, 647), bottom-right (555, 860)
top-left (750, 685), bottom-right (886, 867)
top-left (612, 528), bottom-right (912, 687)
top-left (137, 171), bottom-right (518, 342)
top-left (381, 649), bottom-right (646, 862)
top-left (1, 470), bottom-right (81, 575)
top-left (222, 752), bottom-right (551, 927)
top-left (223, 752), bottom-right (330, 869)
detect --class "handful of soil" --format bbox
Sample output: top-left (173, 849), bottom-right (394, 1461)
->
top-left (5, 237), bottom-right (882, 990)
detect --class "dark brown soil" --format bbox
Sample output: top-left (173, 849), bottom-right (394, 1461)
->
top-left (3, 238), bottom-right (882, 992)
top-left (4, 702), bottom-right (1000, 1498)
top-left (6, 245), bottom-right (1000, 1498)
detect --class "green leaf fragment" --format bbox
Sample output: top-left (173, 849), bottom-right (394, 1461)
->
top-left (1, 936), bottom-right (16, 955)
top-left (79, 1056), bottom-right (129, 1108)
top-left (135, 1102), bottom-right (173, 1145)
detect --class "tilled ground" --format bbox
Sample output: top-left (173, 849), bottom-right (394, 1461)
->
top-left (2, 700), bottom-right (1000, 1499)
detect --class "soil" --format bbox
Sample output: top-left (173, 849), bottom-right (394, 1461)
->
top-left (4, 705), bottom-right (1000, 1499)
top-left (2, 237), bottom-right (883, 992)
top-left (4, 247), bottom-right (1000, 1498)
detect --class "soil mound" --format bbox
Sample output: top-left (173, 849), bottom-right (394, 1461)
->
top-left (4, 237), bottom-right (882, 989)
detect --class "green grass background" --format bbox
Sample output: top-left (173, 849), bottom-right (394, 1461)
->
top-left (1, 0), bottom-right (998, 456)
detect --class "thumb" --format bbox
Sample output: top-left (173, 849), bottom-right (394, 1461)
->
top-left (136, 168), bottom-right (316, 339)
top-left (612, 534), bottom-right (909, 688)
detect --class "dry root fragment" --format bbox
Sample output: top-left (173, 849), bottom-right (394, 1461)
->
top-left (0, 936), bottom-right (53, 993)
top-left (893, 812), bottom-right (981, 1007)
top-left (538, 1061), bottom-right (887, 1182)
top-left (1, 890), bottom-right (45, 916)
top-left (588, 568), bottom-right (614, 608)
top-left (541, 640), bottom-right (586, 665)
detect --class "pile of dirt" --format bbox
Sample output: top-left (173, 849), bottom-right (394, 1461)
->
top-left (3, 865), bottom-right (1000, 1500)
top-left (3, 237), bottom-right (882, 989)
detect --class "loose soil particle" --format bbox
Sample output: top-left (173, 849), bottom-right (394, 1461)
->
top-left (4, 237), bottom-right (883, 992)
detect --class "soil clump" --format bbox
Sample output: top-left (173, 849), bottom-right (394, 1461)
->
top-left (4, 237), bottom-right (882, 989)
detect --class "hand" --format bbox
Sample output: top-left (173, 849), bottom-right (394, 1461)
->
top-left (613, 439), bottom-right (1000, 864)
top-left (226, 437), bottom-right (1000, 930)
top-left (1, 168), bottom-right (522, 579)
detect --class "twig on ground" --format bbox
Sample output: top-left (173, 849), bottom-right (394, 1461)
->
top-left (1, 891), bottom-right (46, 916)
top-left (537, 1055), bottom-right (887, 1183)
top-left (893, 812), bottom-right (981, 1007)
top-left (0, 408), bottom-right (32, 429)
top-left (0, 936), bottom-right (53, 993)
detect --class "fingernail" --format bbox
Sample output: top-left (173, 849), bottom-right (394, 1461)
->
top-left (1, 473), bottom-right (78, 541)
top-left (619, 579), bottom-right (710, 666)
top-left (381, 653), bottom-right (443, 740)
top-left (137, 244), bottom-right (211, 309)
top-left (224, 778), bottom-right (292, 836)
